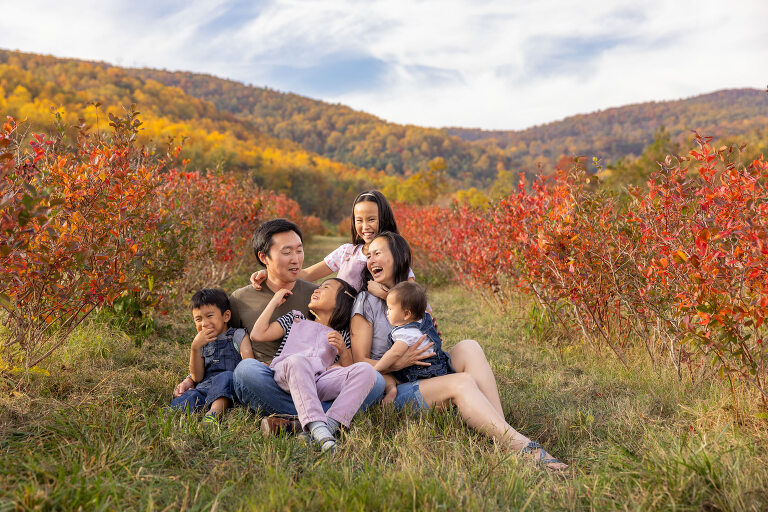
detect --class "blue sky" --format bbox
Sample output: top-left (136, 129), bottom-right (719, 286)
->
top-left (1, 0), bottom-right (766, 130)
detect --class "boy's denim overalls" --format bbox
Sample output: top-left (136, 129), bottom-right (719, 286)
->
top-left (170, 327), bottom-right (245, 412)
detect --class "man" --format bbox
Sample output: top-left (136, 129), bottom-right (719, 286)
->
top-left (173, 218), bottom-right (385, 431)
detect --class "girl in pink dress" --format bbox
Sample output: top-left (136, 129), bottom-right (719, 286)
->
top-left (251, 190), bottom-right (413, 292)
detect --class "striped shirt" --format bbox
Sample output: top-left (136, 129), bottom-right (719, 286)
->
top-left (274, 312), bottom-right (351, 358)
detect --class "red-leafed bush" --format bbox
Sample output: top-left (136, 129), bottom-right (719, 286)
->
top-left (0, 108), bottom-right (319, 374)
top-left (1, 110), bottom-right (169, 371)
top-left (397, 138), bottom-right (768, 409)
top-left (151, 169), bottom-right (322, 302)
top-left (629, 136), bottom-right (768, 406)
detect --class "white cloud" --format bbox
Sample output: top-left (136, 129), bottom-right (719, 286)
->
top-left (0, 0), bottom-right (766, 129)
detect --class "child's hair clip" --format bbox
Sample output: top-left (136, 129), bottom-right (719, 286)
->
top-left (343, 290), bottom-right (356, 299)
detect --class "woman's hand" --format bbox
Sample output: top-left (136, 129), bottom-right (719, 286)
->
top-left (367, 281), bottom-right (389, 300)
top-left (250, 269), bottom-right (267, 289)
top-left (173, 376), bottom-right (195, 397)
top-left (390, 335), bottom-right (434, 371)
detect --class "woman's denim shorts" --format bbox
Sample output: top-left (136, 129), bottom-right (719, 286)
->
top-left (393, 380), bottom-right (429, 411)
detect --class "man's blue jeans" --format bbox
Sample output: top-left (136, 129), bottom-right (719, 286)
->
top-left (233, 358), bottom-right (385, 415)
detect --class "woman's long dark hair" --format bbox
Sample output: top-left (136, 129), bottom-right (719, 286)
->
top-left (326, 278), bottom-right (358, 332)
top-left (362, 231), bottom-right (412, 291)
top-left (350, 190), bottom-right (399, 245)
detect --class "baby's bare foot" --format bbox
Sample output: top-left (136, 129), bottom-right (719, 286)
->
top-left (382, 386), bottom-right (398, 404)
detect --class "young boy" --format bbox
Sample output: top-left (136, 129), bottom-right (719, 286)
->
top-left (374, 281), bottom-right (453, 403)
top-left (170, 288), bottom-right (254, 421)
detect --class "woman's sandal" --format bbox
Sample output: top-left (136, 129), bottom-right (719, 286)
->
top-left (520, 441), bottom-right (568, 471)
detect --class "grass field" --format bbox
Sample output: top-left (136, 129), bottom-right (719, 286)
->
top-left (1, 236), bottom-right (767, 511)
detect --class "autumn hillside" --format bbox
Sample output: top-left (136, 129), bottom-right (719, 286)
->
top-left (2, 49), bottom-right (767, 214)
top-left (132, 66), bottom-right (768, 179)
top-left (448, 88), bottom-right (768, 170)
top-left (129, 68), bottom-right (509, 185)
top-left (0, 49), bottom-right (388, 220)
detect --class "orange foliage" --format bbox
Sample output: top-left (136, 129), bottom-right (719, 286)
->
top-left (0, 109), bottom-right (319, 374)
top-left (398, 139), bottom-right (768, 409)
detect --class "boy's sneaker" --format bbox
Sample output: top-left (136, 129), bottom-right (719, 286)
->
top-left (260, 414), bottom-right (302, 436)
top-left (202, 412), bottom-right (220, 426)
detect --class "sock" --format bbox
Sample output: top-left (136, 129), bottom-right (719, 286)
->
top-left (307, 421), bottom-right (336, 452)
top-left (326, 417), bottom-right (342, 436)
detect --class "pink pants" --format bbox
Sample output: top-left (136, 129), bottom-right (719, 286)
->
top-left (272, 354), bottom-right (377, 429)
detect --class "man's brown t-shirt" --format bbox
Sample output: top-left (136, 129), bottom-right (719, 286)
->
top-left (229, 279), bottom-right (318, 364)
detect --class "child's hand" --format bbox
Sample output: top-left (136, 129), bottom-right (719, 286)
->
top-left (250, 269), bottom-right (267, 289)
top-left (270, 288), bottom-right (292, 306)
top-left (192, 328), bottom-right (217, 349)
top-left (173, 377), bottom-right (195, 397)
top-left (327, 330), bottom-right (346, 353)
top-left (367, 281), bottom-right (390, 300)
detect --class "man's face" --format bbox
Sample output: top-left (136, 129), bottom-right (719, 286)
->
top-left (260, 230), bottom-right (304, 284)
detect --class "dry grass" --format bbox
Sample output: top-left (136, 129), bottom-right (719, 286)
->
top-left (1, 237), bottom-right (767, 510)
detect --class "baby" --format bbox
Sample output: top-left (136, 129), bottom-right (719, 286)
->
top-left (375, 281), bottom-right (453, 402)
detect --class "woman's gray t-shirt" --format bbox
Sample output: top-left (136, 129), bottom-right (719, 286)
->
top-left (351, 291), bottom-right (392, 360)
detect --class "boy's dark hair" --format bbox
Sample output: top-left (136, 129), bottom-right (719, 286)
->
top-left (350, 190), bottom-right (399, 245)
top-left (363, 231), bottom-right (412, 290)
top-left (326, 278), bottom-right (358, 333)
top-left (190, 288), bottom-right (231, 317)
top-left (389, 281), bottom-right (427, 321)
top-left (252, 218), bottom-right (303, 267)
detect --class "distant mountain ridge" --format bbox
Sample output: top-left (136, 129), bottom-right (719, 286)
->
top-left (128, 67), bottom-right (507, 184)
top-left (1, 48), bottom-right (766, 202)
top-left (446, 88), bottom-right (768, 168)
top-left (130, 64), bottom-right (768, 173)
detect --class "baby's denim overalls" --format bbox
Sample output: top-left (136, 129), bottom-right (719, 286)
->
top-left (170, 327), bottom-right (246, 412)
top-left (389, 312), bottom-right (453, 383)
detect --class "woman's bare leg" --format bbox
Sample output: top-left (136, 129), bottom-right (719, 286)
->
top-left (449, 339), bottom-right (504, 416)
top-left (417, 372), bottom-right (567, 470)
top-left (418, 373), bottom-right (524, 445)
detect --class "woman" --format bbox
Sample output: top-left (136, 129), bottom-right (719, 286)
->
top-left (346, 231), bottom-right (567, 470)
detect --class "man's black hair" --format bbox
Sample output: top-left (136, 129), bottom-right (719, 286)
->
top-left (190, 288), bottom-right (231, 317)
top-left (252, 218), bottom-right (303, 267)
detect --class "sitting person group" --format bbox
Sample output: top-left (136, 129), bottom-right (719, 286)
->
top-left (169, 191), bottom-right (567, 470)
